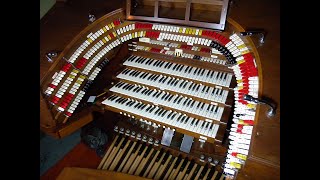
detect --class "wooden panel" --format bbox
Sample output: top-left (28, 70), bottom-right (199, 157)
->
top-left (249, 123), bottom-right (280, 165)
top-left (57, 111), bottom-right (94, 138)
top-left (57, 167), bottom-right (152, 180)
top-left (236, 159), bottom-right (280, 180)
top-left (40, 91), bottom-right (56, 128)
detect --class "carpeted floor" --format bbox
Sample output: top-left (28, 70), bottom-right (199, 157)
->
top-left (40, 130), bottom-right (81, 176)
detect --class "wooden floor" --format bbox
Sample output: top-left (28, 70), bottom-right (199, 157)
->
top-left (40, 0), bottom-right (280, 179)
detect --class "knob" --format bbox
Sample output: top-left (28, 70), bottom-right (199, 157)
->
top-left (131, 131), bottom-right (136, 136)
top-left (114, 126), bottom-right (118, 131)
top-left (146, 124), bottom-right (151, 131)
top-left (208, 157), bottom-right (213, 163)
top-left (137, 133), bottom-right (141, 138)
top-left (143, 135), bottom-right (147, 140)
top-left (120, 127), bottom-right (124, 132)
top-left (126, 129), bottom-right (130, 134)
top-left (154, 139), bottom-right (159, 145)
top-left (200, 155), bottom-right (205, 161)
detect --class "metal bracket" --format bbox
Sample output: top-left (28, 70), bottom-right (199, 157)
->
top-left (240, 29), bottom-right (266, 45)
top-left (243, 94), bottom-right (276, 118)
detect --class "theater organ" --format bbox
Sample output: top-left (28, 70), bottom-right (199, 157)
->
top-left (40, 0), bottom-right (271, 179)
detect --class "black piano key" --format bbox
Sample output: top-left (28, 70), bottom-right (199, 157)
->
top-left (156, 91), bottom-right (162, 98)
top-left (183, 81), bottom-right (188, 88)
top-left (184, 117), bottom-right (190, 124)
top-left (167, 62), bottom-right (173, 69)
top-left (164, 62), bottom-right (170, 68)
top-left (199, 164), bottom-right (209, 180)
top-left (194, 68), bottom-right (199, 75)
top-left (179, 80), bottom-right (185, 88)
top-left (137, 142), bottom-right (147, 156)
top-left (196, 102), bottom-right (201, 109)
top-left (168, 94), bottom-right (174, 101)
top-left (141, 88), bottom-right (148, 94)
top-left (201, 69), bottom-right (205, 76)
top-left (206, 166), bottom-right (217, 180)
top-left (114, 140), bottom-right (134, 171)
top-left (145, 58), bottom-right (152, 64)
top-left (185, 160), bottom-right (195, 176)
top-left (205, 86), bottom-right (210, 94)
top-left (190, 164), bottom-right (201, 180)
top-left (182, 98), bottom-right (189, 106)
top-left (145, 105), bottom-right (152, 112)
top-left (132, 86), bottom-right (140, 92)
top-left (129, 101), bottom-right (136, 106)
top-left (171, 112), bottom-right (177, 119)
top-left (185, 66), bottom-right (190, 73)
top-left (134, 102), bottom-right (141, 108)
top-left (210, 105), bottom-right (215, 112)
top-left (215, 172), bottom-right (223, 180)
top-left (197, 69), bottom-right (202, 75)
top-left (178, 158), bottom-right (189, 172)
top-left (219, 89), bottom-right (223, 96)
top-left (167, 78), bottom-right (173, 85)
top-left (214, 106), bottom-right (219, 114)
top-left (138, 149), bottom-right (158, 176)
top-left (161, 109), bottom-right (168, 116)
top-left (180, 116), bottom-right (186, 123)
top-left (172, 64), bottom-right (178, 70)
top-left (190, 100), bottom-right (196, 108)
top-left (158, 76), bottom-right (165, 82)
top-left (127, 55), bottom-right (136, 62)
top-left (195, 84), bottom-right (201, 91)
top-left (154, 107), bottom-right (162, 114)
top-left (190, 118), bottom-right (195, 126)
top-left (173, 155), bottom-right (183, 169)
top-left (174, 79), bottom-right (179, 86)
top-left (201, 103), bottom-right (205, 110)
top-left (147, 59), bottom-right (154, 65)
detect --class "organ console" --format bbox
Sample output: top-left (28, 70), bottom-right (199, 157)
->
top-left (40, 0), bottom-right (276, 179)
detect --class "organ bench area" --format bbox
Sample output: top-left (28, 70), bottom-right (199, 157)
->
top-left (40, 4), bottom-right (261, 180)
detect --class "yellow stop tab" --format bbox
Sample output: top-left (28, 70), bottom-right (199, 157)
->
top-left (72, 69), bottom-right (79, 74)
top-left (241, 49), bottom-right (250, 55)
top-left (246, 103), bottom-right (256, 109)
top-left (237, 59), bottom-right (245, 64)
top-left (237, 154), bottom-right (247, 160)
top-left (192, 29), bottom-right (196, 35)
top-left (76, 80), bottom-right (82, 84)
top-left (237, 44), bottom-right (246, 49)
top-left (185, 28), bottom-right (189, 34)
top-left (230, 162), bottom-right (241, 169)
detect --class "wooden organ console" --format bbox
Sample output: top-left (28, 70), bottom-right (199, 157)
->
top-left (40, 0), bottom-right (269, 179)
